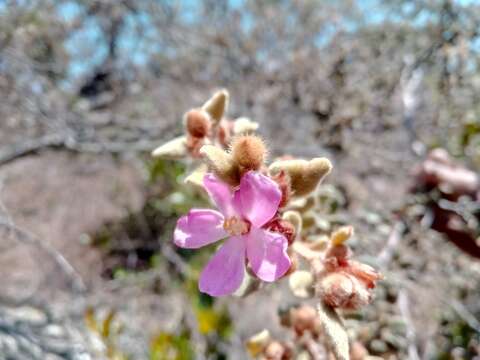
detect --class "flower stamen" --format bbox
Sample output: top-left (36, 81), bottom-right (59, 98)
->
top-left (223, 216), bottom-right (251, 236)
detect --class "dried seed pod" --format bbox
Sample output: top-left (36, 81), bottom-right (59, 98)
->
top-left (269, 157), bottom-right (332, 197)
top-left (200, 144), bottom-right (240, 186)
top-left (151, 136), bottom-right (188, 159)
top-left (202, 89), bottom-right (229, 124)
top-left (231, 135), bottom-right (267, 175)
top-left (184, 109), bottom-right (211, 138)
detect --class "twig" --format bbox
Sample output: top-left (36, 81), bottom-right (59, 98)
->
top-left (397, 290), bottom-right (420, 360)
top-left (449, 300), bottom-right (480, 333)
top-left (378, 221), bottom-right (405, 268)
top-left (0, 219), bottom-right (87, 294)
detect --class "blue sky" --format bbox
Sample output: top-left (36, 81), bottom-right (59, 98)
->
top-left (54, 0), bottom-right (478, 84)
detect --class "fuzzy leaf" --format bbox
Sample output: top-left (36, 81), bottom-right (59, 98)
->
top-left (202, 89), bottom-right (229, 124)
top-left (269, 157), bottom-right (332, 197)
top-left (184, 164), bottom-right (208, 189)
top-left (316, 301), bottom-right (350, 360)
top-left (151, 136), bottom-right (188, 159)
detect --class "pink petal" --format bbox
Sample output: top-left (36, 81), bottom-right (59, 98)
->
top-left (199, 236), bottom-right (246, 296)
top-left (174, 209), bottom-right (227, 249)
top-left (233, 171), bottom-right (281, 228)
top-left (246, 228), bottom-right (291, 282)
top-left (203, 173), bottom-right (234, 216)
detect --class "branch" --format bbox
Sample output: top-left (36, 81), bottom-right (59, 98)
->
top-left (0, 219), bottom-right (86, 294)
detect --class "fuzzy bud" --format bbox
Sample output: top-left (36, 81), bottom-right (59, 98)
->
top-left (200, 145), bottom-right (240, 186)
top-left (269, 157), bottom-right (332, 197)
top-left (184, 109), bottom-right (211, 138)
top-left (318, 272), bottom-right (354, 309)
top-left (202, 89), bottom-right (229, 124)
top-left (231, 135), bottom-right (267, 174)
top-left (331, 225), bottom-right (354, 246)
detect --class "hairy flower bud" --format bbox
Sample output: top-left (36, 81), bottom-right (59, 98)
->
top-left (231, 135), bottom-right (267, 174)
top-left (185, 109), bottom-right (211, 138)
top-left (318, 272), bottom-right (354, 308)
top-left (269, 157), bottom-right (332, 197)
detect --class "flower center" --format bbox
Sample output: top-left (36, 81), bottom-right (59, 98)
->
top-left (223, 216), bottom-right (251, 236)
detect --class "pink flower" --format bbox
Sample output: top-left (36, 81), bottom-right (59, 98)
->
top-left (174, 171), bottom-right (291, 296)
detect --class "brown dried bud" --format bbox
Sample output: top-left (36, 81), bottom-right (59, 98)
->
top-left (185, 109), bottom-right (211, 138)
top-left (266, 218), bottom-right (295, 245)
top-left (269, 157), bottom-right (332, 197)
top-left (231, 135), bottom-right (267, 174)
top-left (347, 261), bottom-right (383, 289)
